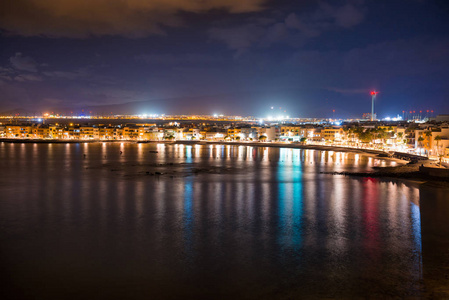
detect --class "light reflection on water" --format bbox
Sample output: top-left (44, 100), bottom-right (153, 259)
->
top-left (0, 142), bottom-right (448, 299)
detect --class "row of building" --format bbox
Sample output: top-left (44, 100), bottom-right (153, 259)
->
top-left (0, 123), bottom-right (342, 142)
top-left (1, 122), bottom-right (448, 158)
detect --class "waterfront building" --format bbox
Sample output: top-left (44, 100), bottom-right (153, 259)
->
top-left (280, 125), bottom-right (302, 141)
top-left (175, 128), bottom-right (184, 140)
top-left (123, 126), bottom-right (139, 140)
top-left (414, 126), bottom-right (449, 156)
top-left (49, 125), bottom-right (65, 139)
top-left (256, 126), bottom-right (279, 141)
top-left (141, 127), bottom-right (163, 140)
top-left (163, 128), bottom-right (177, 140)
top-left (240, 127), bottom-right (258, 140)
top-left (99, 127), bottom-right (115, 140)
top-left (182, 128), bottom-right (201, 140)
top-left (435, 114), bottom-right (449, 122)
top-left (80, 126), bottom-right (99, 139)
top-left (4, 125), bottom-right (31, 138)
top-left (430, 126), bottom-right (449, 157)
top-left (321, 127), bottom-right (344, 143)
top-left (31, 126), bottom-right (50, 139)
top-left (227, 128), bottom-right (241, 140)
top-left (202, 130), bottom-right (226, 141)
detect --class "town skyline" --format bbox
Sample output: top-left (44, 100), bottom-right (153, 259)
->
top-left (2, 113), bottom-right (449, 161)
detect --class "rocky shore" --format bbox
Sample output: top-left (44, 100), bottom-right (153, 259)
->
top-left (322, 160), bottom-right (449, 184)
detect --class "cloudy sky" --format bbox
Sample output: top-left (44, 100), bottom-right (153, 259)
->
top-left (1, 0), bottom-right (449, 118)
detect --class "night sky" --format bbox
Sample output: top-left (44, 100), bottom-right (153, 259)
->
top-left (1, 0), bottom-right (449, 118)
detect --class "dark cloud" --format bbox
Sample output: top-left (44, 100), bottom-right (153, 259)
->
top-left (83, 86), bottom-right (141, 102)
top-left (43, 67), bottom-right (119, 86)
top-left (282, 36), bottom-right (449, 85)
top-left (41, 98), bottom-right (64, 105)
top-left (325, 87), bottom-right (369, 95)
top-left (13, 74), bottom-right (43, 82)
top-left (209, 0), bottom-right (366, 54)
top-left (209, 24), bottom-right (266, 56)
top-left (341, 37), bottom-right (449, 78)
top-left (262, 22), bottom-right (289, 45)
top-left (43, 69), bottom-right (89, 80)
top-left (1, 54), bottom-right (43, 82)
top-left (9, 53), bottom-right (38, 72)
top-left (135, 53), bottom-right (221, 65)
top-left (284, 13), bottom-right (321, 37)
top-left (0, 0), bottom-right (266, 38)
top-left (284, 1), bottom-right (365, 36)
top-left (0, 67), bottom-right (14, 82)
top-left (331, 3), bottom-right (365, 28)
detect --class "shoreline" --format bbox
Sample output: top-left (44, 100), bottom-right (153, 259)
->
top-left (0, 137), bottom-right (419, 158)
top-left (322, 162), bottom-right (449, 185)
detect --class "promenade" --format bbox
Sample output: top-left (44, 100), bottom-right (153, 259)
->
top-left (1, 137), bottom-right (429, 161)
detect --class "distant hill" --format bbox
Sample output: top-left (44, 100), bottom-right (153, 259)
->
top-left (54, 93), bottom-right (264, 116)
top-left (0, 89), bottom-right (333, 117)
top-left (0, 108), bottom-right (36, 116)
top-left (1, 94), bottom-right (251, 116)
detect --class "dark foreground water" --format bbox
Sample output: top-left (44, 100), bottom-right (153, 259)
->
top-left (1, 142), bottom-right (448, 299)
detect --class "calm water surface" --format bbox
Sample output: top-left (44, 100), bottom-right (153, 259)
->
top-left (1, 142), bottom-right (448, 299)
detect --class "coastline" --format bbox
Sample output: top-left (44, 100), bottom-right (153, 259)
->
top-left (322, 160), bottom-right (449, 185)
top-left (0, 137), bottom-right (413, 157)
